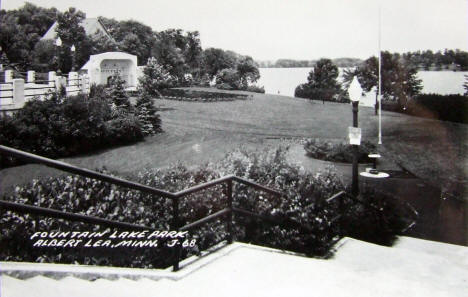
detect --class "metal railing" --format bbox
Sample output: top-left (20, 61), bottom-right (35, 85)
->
top-left (0, 145), bottom-right (289, 271)
top-left (0, 145), bottom-right (419, 271)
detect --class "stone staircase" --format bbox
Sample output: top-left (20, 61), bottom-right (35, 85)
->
top-left (1, 237), bottom-right (467, 297)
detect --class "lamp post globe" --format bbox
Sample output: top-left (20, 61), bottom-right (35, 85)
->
top-left (55, 37), bottom-right (62, 75)
top-left (349, 76), bottom-right (362, 197)
top-left (71, 44), bottom-right (76, 71)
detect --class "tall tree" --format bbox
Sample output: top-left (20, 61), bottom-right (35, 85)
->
top-left (108, 75), bottom-right (131, 111)
top-left (357, 51), bottom-right (422, 110)
top-left (55, 7), bottom-right (88, 72)
top-left (138, 57), bottom-right (176, 97)
top-left (202, 48), bottom-right (237, 79)
top-left (99, 17), bottom-right (155, 63)
top-left (236, 56), bottom-right (260, 88)
top-left (294, 58), bottom-right (341, 103)
top-left (0, 3), bottom-right (57, 70)
top-left (134, 92), bottom-right (161, 135)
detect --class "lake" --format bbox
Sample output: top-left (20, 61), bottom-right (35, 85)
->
top-left (258, 67), bottom-right (468, 97)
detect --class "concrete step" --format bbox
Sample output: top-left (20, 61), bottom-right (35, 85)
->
top-left (1, 238), bottom-right (467, 297)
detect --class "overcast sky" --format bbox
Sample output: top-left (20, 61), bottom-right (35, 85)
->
top-left (2, 0), bottom-right (467, 60)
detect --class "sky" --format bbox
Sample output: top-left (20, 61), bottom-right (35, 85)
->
top-left (2, 0), bottom-right (467, 61)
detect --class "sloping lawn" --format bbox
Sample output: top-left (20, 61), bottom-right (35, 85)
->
top-left (1, 89), bottom-right (466, 200)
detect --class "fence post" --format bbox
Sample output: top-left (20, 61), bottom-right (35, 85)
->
top-left (5, 70), bottom-right (13, 83)
top-left (67, 72), bottom-right (79, 96)
top-left (172, 197), bottom-right (180, 271)
top-left (13, 79), bottom-right (25, 108)
top-left (226, 179), bottom-right (233, 244)
top-left (55, 76), bottom-right (66, 95)
top-left (27, 71), bottom-right (35, 83)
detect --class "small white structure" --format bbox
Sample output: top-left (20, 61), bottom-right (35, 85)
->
top-left (80, 52), bottom-right (138, 88)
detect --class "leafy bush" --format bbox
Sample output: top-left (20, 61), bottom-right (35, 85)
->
top-left (215, 68), bottom-right (242, 90)
top-left (0, 91), bottom-right (144, 168)
top-left (245, 85), bottom-right (265, 93)
top-left (304, 139), bottom-right (377, 163)
top-left (0, 147), bottom-right (407, 268)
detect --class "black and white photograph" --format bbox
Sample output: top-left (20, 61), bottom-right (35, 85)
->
top-left (0, 0), bottom-right (467, 296)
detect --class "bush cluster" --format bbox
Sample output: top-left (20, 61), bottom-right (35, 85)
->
top-left (0, 91), bottom-right (144, 168)
top-left (304, 139), bottom-right (377, 163)
top-left (0, 147), bottom-right (407, 268)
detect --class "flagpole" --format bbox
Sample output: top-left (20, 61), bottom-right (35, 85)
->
top-left (378, 0), bottom-right (382, 145)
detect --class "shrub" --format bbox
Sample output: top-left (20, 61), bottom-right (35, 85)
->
top-left (134, 91), bottom-right (162, 135)
top-left (0, 92), bottom-right (143, 168)
top-left (304, 139), bottom-right (377, 163)
top-left (245, 85), bottom-right (265, 93)
top-left (215, 68), bottom-right (242, 90)
top-left (0, 147), bottom-right (407, 268)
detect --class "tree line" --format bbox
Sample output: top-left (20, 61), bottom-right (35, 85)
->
top-left (257, 58), bottom-right (362, 68)
top-left (258, 50), bottom-right (468, 71)
top-left (0, 3), bottom-right (260, 89)
top-left (295, 51), bottom-right (425, 112)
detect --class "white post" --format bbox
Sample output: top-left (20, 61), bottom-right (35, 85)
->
top-left (55, 76), bottom-right (66, 94)
top-left (80, 74), bottom-right (87, 94)
top-left (48, 71), bottom-right (56, 88)
top-left (378, 0), bottom-right (382, 145)
top-left (5, 70), bottom-right (13, 83)
top-left (13, 79), bottom-right (25, 108)
top-left (27, 70), bottom-right (35, 83)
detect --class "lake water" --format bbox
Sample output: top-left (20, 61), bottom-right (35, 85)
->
top-left (258, 67), bottom-right (468, 97)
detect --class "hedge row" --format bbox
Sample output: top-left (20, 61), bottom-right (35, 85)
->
top-left (405, 94), bottom-right (468, 124)
top-left (0, 147), bottom-right (408, 268)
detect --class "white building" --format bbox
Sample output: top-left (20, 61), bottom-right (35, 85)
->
top-left (79, 52), bottom-right (138, 89)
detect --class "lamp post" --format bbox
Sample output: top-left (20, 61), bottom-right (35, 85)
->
top-left (71, 44), bottom-right (76, 71)
top-left (55, 37), bottom-right (62, 76)
top-left (348, 76), bottom-right (363, 197)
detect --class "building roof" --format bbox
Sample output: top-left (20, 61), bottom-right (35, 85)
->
top-left (41, 18), bottom-right (115, 43)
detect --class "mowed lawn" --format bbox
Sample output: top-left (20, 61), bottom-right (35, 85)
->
top-left (0, 89), bottom-right (466, 200)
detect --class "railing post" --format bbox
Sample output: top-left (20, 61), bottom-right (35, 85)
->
top-left (172, 197), bottom-right (180, 271)
top-left (13, 79), bottom-right (25, 108)
top-left (226, 179), bottom-right (233, 244)
top-left (339, 193), bottom-right (345, 236)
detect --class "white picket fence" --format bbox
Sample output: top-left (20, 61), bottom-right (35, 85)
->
top-left (0, 70), bottom-right (90, 116)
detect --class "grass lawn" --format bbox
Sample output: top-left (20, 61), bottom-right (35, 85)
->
top-left (0, 88), bottom-right (466, 202)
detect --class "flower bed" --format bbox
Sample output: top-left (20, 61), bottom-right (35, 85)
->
top-left (159, 89), bottom-right (251, 102)
top-left (304, 138), bottom-right (377, 163)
